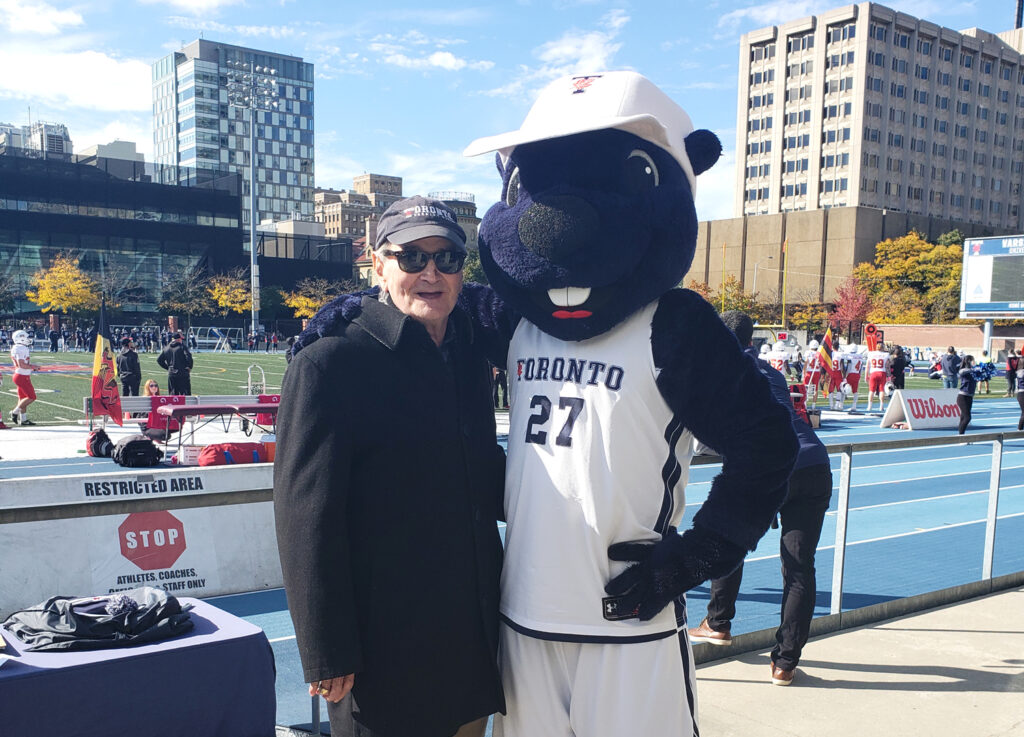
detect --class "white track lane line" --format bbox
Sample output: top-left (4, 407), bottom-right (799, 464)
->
top-left (743, 510), bottom-right (1024, 563)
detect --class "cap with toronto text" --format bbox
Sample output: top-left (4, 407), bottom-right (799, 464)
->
top-left (374, 195), bottom-right (466, 253)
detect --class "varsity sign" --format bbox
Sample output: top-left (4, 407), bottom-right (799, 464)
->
top-left (880, 389), bottom-right (961, 430)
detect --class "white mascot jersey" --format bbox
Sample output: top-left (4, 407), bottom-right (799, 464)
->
top-left (504, 299), bottom-right (692, 640)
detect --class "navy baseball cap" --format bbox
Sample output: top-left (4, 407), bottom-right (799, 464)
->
top-left (375, 195), bottom-right (466, 253)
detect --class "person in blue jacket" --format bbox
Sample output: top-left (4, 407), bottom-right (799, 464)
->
top-left (688, 311), bottom-right (833, 687)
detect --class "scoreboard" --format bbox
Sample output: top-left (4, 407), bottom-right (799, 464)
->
top-left (960, 234), bottom-right (1024, 319)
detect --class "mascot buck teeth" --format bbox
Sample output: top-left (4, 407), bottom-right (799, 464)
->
top-left (297, 71), bottom-right (799, 737)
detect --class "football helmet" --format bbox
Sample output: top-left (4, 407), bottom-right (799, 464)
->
top-left (808, 339), bottom-right (819, 350)
top-left (12, 330), bottom-right (31, 347)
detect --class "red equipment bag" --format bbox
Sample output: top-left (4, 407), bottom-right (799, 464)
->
top-left (197, 442), bottom-right (269, 466)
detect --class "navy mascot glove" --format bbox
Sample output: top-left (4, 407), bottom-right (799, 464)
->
top-left (605, 526), bottom-right (747, 621)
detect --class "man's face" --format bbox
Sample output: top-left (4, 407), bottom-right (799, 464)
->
top-left (373, 235), bottom-right (463, 338)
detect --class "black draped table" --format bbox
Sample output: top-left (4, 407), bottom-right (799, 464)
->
top-left (0, 598), bottom-right (275, 736)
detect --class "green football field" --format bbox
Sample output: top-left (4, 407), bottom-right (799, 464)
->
top-left (1, 349), bottom-right (289, 425)
top-left (0, 352), bottom-right (1009, 426)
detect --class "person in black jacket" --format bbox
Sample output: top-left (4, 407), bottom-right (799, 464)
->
top-left (116, 337), bottom-right (141, 396)
top-left (156, 332), bottom-right (193, 395)
top-left (274, 196), bottom-right (505, 737)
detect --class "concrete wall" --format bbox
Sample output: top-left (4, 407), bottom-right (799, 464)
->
top-left (685, 205), bottom-right (1022, 304)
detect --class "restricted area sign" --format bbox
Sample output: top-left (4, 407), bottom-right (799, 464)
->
top-left (118, 510), bottom-right (187, 570)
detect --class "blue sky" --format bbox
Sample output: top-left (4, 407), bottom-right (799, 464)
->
top-left (0, 0), bottom-right (1008, 220)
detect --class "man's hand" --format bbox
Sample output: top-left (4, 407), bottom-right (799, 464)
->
top-left (309, 674), bottom-right (355, 703)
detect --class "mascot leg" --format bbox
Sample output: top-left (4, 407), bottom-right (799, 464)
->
top-left (495, 623), bottom-right (698, 737)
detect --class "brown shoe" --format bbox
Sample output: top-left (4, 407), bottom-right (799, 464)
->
top-left (770, 664), bottom-right (795, 686)
top-left (687, 618), bottom-right (732, 646)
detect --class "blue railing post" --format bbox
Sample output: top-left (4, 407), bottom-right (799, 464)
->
top-left (830, 445), bottom-right (853, 615)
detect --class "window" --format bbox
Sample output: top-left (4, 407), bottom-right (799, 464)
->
top-left (915, 65), bottom-right (929, 80)
top-left (913, 113), bottom-right (927, 128)
top-left (891, 83), bottom-right (906, 98)
top-left (894, 30), bottom-right (910, 48)
top-left (869, 50), bottom-right (885, 67)
top-left (959, 77), bottom-right (971, 92)
top-left (892, 58), bottom-right (908, 74)
top-left (917, 39), bottom-right (932, 55)
top-left (980, 84), bottom-right (991, 98)
top-left (914, 89), bottom-right (929, 104)
top-left (978, 106), bottom-right (990, 120)
top-left (982, 58), bottom-right (993, 75)
top-left (961, 52), bottom-right (974, 68)
top-left (938, 72), bottom-right (951, 86)
top-left (888, 132), bottom-right (904, 147)
top-left (934, 119), bottom-right (947, 133)
top-left (867, 76), bottom-right (883, 92)
top-left (954, 124), bottom-right (969, 138)
top-left (870, 22), bottom-right (888, 41)
top-left (939, 46), bottom-right (953, 62)
top-left (957, 101), bottom-right (971, 115)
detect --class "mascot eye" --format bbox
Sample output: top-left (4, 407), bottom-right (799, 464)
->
top-left (625, 149), bottom-right (660, 190)
top-left (505, 167), bottom-right (522, 207)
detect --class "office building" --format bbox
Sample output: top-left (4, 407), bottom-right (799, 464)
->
top-left (0, 121), bottom-right (73, 157)
top-left (736, 2), bottom-right (1024, 230)
top-left (315, 174), bottom-right (405, 245)
top-left (429, 191), bottom-right (481, 250)
top-left (151, 39), bottom-right (314, 233)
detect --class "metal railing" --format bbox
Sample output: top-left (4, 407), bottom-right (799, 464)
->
top-left (3, 431), bottom-right (1023, 730)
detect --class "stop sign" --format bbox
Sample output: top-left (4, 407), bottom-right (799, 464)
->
top-left (119, 511), bottom-right (187, 570)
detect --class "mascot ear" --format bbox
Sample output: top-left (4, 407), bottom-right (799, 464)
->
top-left (494, 152), bottom-right (506, 178)
top-left (685, 129), bottom-right (722, 177)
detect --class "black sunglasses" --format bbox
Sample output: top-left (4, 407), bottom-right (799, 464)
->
top-left (382, 248), bottom-right (466, 275)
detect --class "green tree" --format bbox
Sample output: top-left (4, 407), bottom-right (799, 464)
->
top-left (463, 249), bottom-right (488, 285)
top-left (259, 285), bottom-right (288, 323)
top-left (936, 229), bottom-right (965, 247)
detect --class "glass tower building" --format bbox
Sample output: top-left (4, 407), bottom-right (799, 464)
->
top-left (152, 39), bottom-right (315, 237)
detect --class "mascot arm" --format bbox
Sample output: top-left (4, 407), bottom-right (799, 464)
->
top-left (651, 289), bottom-right (797, 550)
top-left (457, 282), bottom-right (518, 368)
top-left (604, 291), bottom-right (796, 622)
top-left (290, 283), bottom-right (516, 368)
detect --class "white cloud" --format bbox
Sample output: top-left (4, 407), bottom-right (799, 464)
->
top-left (0, 45), bottom-right (151, 112)
top-left (74, 117), bottom-right (154, 158)
top-left (717, 1), bottom-right (834, 29)
top-left (165, 17), bottom-right (299, 38)
top-left (137, 0), bottom-right (243, 16)
top-left (479, 10), bottom-right (630, 99)
top-left (0, 0), bottom-right (83, 35)
top-left (382, 50), bottom-right (493, 72)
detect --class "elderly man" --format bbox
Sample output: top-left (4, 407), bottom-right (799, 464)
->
top-left (274, 196), bottom-right (505, 737)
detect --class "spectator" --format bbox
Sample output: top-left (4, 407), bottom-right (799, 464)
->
top-left (1007, 350), bottom-right (1019, 397)
top-left (1016, 360), bottom-right (1024, 431)
top-left (978, 350), bottom-right (994, 394)
top-left (688, 311), bottom-right (832, 687)
top-left (492, 365), bottom-right (509, 409)
top-left (48, 328), bottom-right (58, 352)
top-left (116, 337), bottom-right (142, 397)
top-left (958, 355), bottom-right (978, 435)
top-left (271, 333), bottom-right (279, 353)
top-left (140, 379), bottom-right (179, 442)
top-left (157, 332), bottom-right (193, 395)
top-left (274, 195), bottom-right (504, 737)
top-left (940, 346), bottom-right (962, 390)
top-left (889, 345), bottom-right (908, 392)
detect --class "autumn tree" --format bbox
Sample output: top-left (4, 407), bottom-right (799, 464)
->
top-left (789, 302), bottom-right (830, 333)
top-left (852, 230), bottom-right (962, 324)
top-left (831, 276), bottom-right (873, 339)
top-left (26, 254), bottom-right (100, 314)
top-left (207, 267), bottom-right (251, 323)
top-left (284, 277), bottom-right (357, 319)
top-left (161, 266), bottom-right (213, 327)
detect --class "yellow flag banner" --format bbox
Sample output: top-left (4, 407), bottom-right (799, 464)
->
top-left (91, 321), bottom-right (123, 426)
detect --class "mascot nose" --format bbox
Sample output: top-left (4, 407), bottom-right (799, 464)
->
top-left (518, 196), bottom-right (599, 261)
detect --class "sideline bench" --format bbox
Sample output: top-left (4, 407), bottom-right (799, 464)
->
top-left (83, 395), bottom-right (278, 433)
top-left (156, 402), bottom-right (279, 456)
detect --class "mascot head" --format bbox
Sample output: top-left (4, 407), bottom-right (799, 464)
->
top-left (465, 71), bottom-right (721, 341)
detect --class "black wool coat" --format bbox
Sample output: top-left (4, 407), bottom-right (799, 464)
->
top-left (274, 296), bottom-right (506, 737)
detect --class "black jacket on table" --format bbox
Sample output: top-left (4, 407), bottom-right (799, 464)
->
top-left (274, 296), bottom-right (506, 737)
